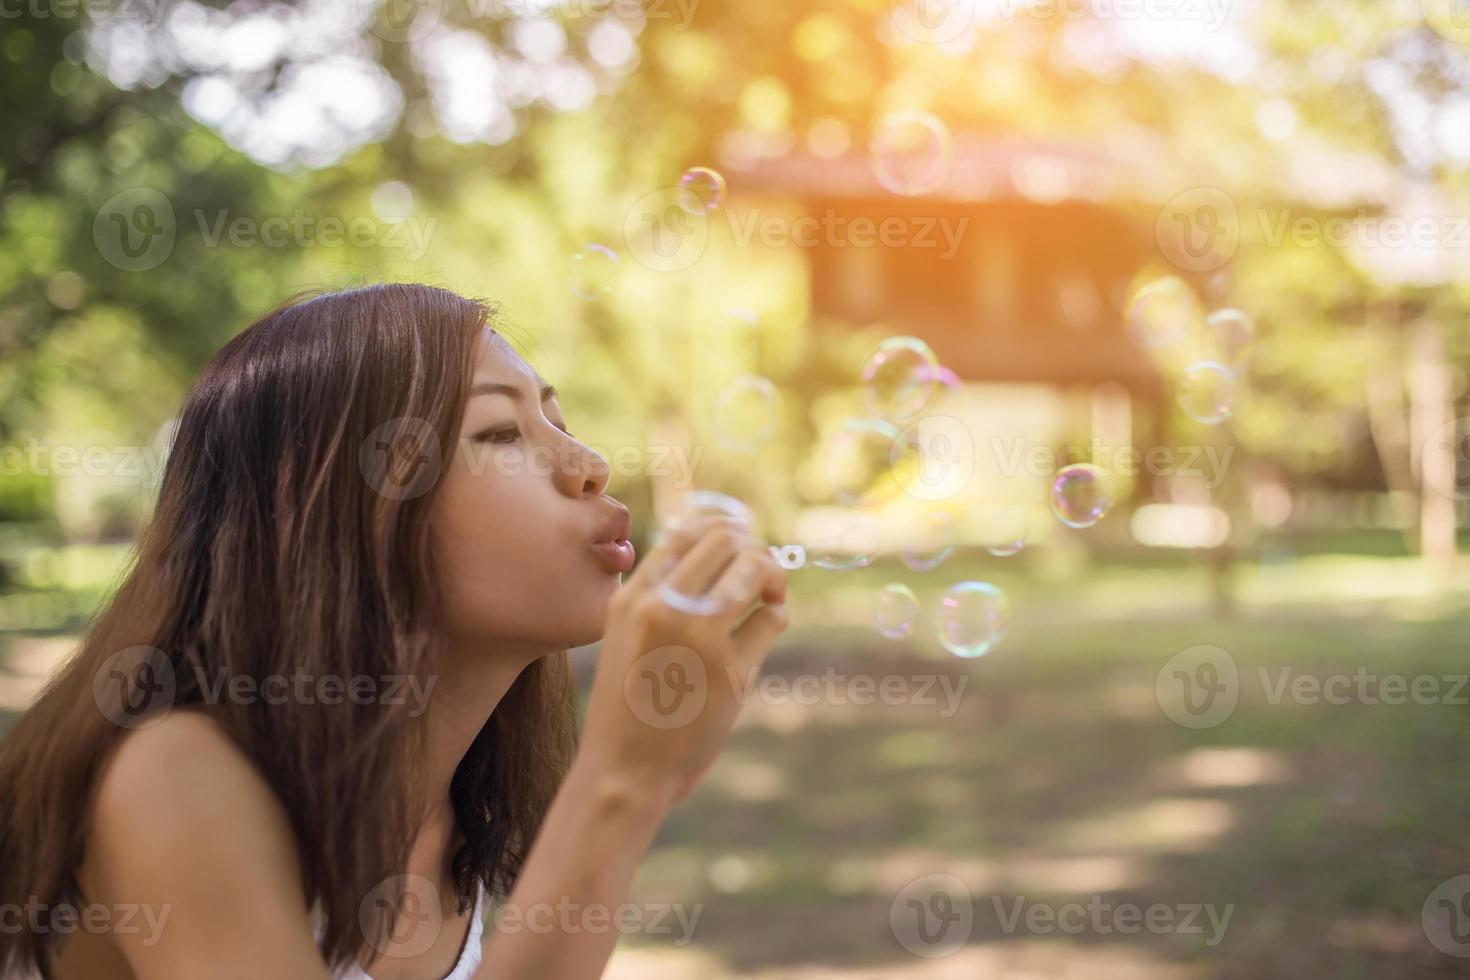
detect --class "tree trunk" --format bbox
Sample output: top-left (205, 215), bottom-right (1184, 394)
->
top-left (1409, 318), bottom-right (1458, 571)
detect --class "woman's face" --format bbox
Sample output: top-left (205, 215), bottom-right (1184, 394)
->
top-left (430, 330), bottom-right (633, 651)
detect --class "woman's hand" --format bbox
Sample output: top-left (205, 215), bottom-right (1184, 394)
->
top-left (579, 514), bottom-right (791, 805)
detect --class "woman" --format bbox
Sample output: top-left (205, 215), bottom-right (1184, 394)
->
top-left (0, 283), bottom-right (790, 979)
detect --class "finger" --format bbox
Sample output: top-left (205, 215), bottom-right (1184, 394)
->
top-left (625, 515), bottom-right (751, 591)
top-left (732, 602), bottom-right (790, 662)
top-left (706, 545), bottom-right (787, 616)
top-left (660, 524), bottom-right (757, 599)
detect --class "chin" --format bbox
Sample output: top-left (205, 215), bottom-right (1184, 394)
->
top-left (576, 601), bottom-right (618, 645)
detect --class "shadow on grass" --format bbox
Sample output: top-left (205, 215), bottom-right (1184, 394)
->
top-left (628, 611), bottom-right (1470, 979)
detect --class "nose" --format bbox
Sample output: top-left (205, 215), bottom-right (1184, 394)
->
top-left (555, 432), bottom-right (610, 499)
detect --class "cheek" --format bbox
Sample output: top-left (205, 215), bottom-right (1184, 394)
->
top-left (429, 465), bottom-right (618, 644)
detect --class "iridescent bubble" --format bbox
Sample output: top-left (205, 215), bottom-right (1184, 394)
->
top-left (568, 244), bottom-right (620, 301)
top-left (808, 518), bottom-right (881, 571)
top-left (874, 583), bottom-right (920, 639)
top-left (870, 110), bottom-right (953, 196)
top-left (1178, 360), bottom-right (1236, 425)
top-left (936, 581), bottom-right (1009, 658)
top-left (920, 364), bottom-right (961, 400)
top-left (983, 505), bottom-right (1029, 557)
top-left (677, 167), bottom-right (727, 215)
top-left (901, 509), bottom-right (958, 572)
top-left (1207, 308), bottom-right (1254, 368)
top-left (861, 336), bottom-right (944, 422)
top-left (660, 489), bottom-right (754, 532)
top-left (656, 490), bottom-right (757, 615)
top-left (1050, 463), bottom-right (1112, 529)
top-left (817, 418), bottom-right (919, 506)
top-left (1127, 276), bottom-right (1200, 351)
top-left (712, 374), bottom-right (780, 451)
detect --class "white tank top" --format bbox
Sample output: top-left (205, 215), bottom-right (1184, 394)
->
top-left (325, 887), bottom-right (487, 980)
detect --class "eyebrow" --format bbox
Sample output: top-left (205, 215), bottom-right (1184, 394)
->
top-left (469, 381), bottom-right (558, 402)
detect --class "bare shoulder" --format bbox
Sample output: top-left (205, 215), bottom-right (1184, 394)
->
top-left (90, 708), bottom-right (291, 856)
top-left (80, 709), bottom-right (329, 979)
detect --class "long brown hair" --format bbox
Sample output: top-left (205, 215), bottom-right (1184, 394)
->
top-left (0, 283), bottom-right (579, 974)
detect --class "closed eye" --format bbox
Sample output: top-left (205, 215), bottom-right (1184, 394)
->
top-left (473, 427), bottom-right (522, 445)
top-left (472, 422), bottom-right (572, 444)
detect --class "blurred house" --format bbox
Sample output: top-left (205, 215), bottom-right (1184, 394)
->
top-left (726, 135), bottom-right (1194, 549)
top-left (731, 135), bottom-right (1171, 399)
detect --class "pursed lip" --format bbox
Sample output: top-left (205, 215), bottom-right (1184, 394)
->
top-left (589, 503), bottom-right (635, 574)
top-left (591, 504), bottom-right (631, 546)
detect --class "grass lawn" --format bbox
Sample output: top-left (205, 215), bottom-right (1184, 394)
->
top-left (604, 549), bottom-right (1470, 978)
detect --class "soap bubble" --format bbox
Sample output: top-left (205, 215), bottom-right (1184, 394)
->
top-left (901, 509), bottom-right (958, 572)
top-left (874, 583), bottom-right (920, 639)
top-left (816, 418), bottom-right (918, 506)
top-left (922, 364), bottom-right (962, 401)
top-left (659, 489), bottom-right (754, 532)
top-left (568, 244), bottom-right (620, 301)
top-left (936, 581), bottom-right (1009, 658)
top-left (677, 167), bottom-right (727, 214)
top-left (870, 110), bottom-right (953, 196)
top-left (1178, 361), bottom-right (1235, 425)
top-left (1050, 463), bottom-right (1112, 529)
top-left (1207, 308), bottom-right (1254, 367)
top-left (712, 375), bottom-right (780, 451)
top-left (655, 491), bottom-right (757, 615)
top-left (983, 505), bottom-right (1029, 557)
top-left (1127, 276), bottom-right (1200, 351)
top-left (808, 518), bottom-right (881, 571)
top-left (861, 336), bottom-right (944, 423)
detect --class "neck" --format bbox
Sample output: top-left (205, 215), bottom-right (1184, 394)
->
top-left (409, 636), bottom-right (552, 885)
